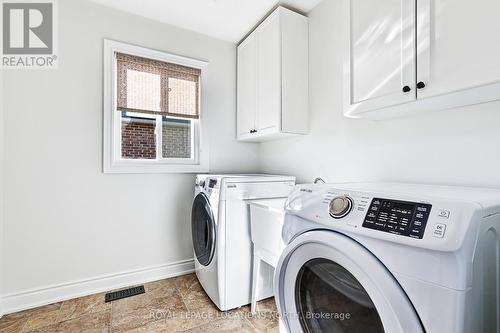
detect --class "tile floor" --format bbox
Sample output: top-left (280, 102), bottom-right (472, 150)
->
top-left (0, 274), bottom-right (280, 333)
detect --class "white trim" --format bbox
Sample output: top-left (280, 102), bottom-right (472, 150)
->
top-left (155, 114), bottom-right (162, 161)
top-left (0, 259), bottom-right (194, 315)
top-left (103, 39), bottom-right (210, 174)
top-left (346, 81), bottom-right (500, 120)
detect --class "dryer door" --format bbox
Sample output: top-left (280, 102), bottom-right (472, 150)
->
top-left (191, 193), bottom-right (216, 266)
top-left (275, 230), bottom-right (424, 333)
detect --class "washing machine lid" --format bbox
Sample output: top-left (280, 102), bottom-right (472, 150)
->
top-left (275, 230), bottom-right (424, 333)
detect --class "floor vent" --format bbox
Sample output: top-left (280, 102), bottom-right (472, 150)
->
top-left (105, 286), bottom-right (145, 302)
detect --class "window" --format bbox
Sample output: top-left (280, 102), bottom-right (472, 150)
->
top-left (103, 40), bottom-right (209, 173)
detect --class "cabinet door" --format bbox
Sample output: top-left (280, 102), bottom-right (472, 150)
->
top-left (256, 13), bottom-right (281, 131)
top-left (237, 35), bottom-right (257, 137)
top-left (417, 0), bottom-right (500, 100)
top-left (344, 0), bottom-right (416, 116)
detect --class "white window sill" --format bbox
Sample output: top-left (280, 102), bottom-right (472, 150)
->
top-left (103, 161), bottom-right (209, 174)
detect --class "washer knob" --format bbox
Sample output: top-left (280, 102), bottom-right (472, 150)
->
top-left (329, 196), bottom-right (353, 218)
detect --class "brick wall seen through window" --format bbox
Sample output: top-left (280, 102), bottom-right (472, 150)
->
top-left (162, 118), bottom-right (191, 158)
top-left (121, 113), bottom-right (191, 159)
top-left (121, 116), bottom-right (156, 159)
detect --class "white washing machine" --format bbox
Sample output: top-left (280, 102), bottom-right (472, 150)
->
top-left (275, 182), bottom-right (500, 333)
top-left (192, 174), bottom-right (295, 311)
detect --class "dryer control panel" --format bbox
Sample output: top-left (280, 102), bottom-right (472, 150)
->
top-left (363, 198), bottom-right (432, 239)
top-left (284, 183), bottom-right (485, 252)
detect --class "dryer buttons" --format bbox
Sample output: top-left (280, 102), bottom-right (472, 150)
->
top-left (438, 209), bottom-right (450, 219)
top-left (433, 223), bottom-right (447, 238)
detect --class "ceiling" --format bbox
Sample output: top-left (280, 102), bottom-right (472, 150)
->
top-left (89, 0), bottom-right (321, 43)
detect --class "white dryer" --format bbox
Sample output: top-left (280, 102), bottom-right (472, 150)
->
top-left (192, 174), bottom-right (295, 311)
top-left (275, 182), bottom-right (500, 333)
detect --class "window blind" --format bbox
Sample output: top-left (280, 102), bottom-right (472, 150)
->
top-left (116, 52), bottom-right (201, 119)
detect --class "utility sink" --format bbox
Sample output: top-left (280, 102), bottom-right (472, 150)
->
top-left (248, 197), bottom-right (287, 313)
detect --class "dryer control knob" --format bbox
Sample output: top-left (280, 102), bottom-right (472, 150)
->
top-left (329, 196), bottom-right (353, 219)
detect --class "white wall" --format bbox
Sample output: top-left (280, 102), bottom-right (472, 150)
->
top-left (1, 0), bottom-right (259, 308)
top-left (0, 57), bottom-right (4, 316)
top-left (260, 0), bottom-right (500, 188)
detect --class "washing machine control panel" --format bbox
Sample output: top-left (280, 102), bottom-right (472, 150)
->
top-left (362, 198), bottom-right (432, 239)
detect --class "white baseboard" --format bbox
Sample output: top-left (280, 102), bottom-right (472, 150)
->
top-left (0, 259), bottom-right (195, 315)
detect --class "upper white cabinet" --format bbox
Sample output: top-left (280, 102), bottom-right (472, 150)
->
top-left (237, 34), bottom-right (257, 138)
top-left (237, 7), bottom-right (308, 142)
top-left (345, 0), bottom-right (416, 113)
top-left (344, 0), bottom-right (500, 119)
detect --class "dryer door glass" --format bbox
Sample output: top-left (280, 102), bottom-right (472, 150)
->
top-left (295, 258), bottom-right (384, 333)
top-left (191, 193), bottom-right (216, 266)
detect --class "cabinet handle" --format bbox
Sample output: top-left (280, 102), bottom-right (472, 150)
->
top-left (402, 86), bottom-right (411, 93)
top-left (417, 81), bottom-right (426, 89)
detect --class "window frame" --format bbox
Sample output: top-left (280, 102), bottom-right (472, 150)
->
top-left (103, 39), bottom-right (209, 173)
